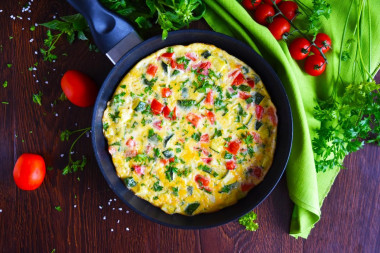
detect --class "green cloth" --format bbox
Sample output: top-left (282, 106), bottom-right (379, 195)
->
top-left (203, 0), bottom-right (380, 238)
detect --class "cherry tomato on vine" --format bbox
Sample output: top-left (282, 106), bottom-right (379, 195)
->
top-left (242, 0), bottom-right (261, 10)
top-left (304, 55), bottom-right (326, 76)
top-left (263, 0), bottom-right (282, 5)
top-left (278, 1), bottom-right (299, 20)
top-left (13, 154), bottom-right (46, 190)
top-left (289, 37), bottom-right (311, 60)
top-left (268, 17), bottom-right (290, 40)
top-left (311, 33), bottom-right (332, 55)
top-left (254, 4), bottom-right (275, 25)
top-left (61, 70), bottom-right (99, 107)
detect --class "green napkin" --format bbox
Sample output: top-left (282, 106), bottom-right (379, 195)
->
top-left (203, 0), bottom-right (380, 238)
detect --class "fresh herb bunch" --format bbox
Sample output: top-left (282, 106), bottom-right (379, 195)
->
top-left (60, 127), bottom-right (91, 175)
top-left (238, 211), bottom-right (259, 231)
top-left (40, 14), bottom-right (90, 61)
top-left (295, 0), bottom-right (331, 37)
top-left (313, 82), bottom-right (380, 172)
top-left (312, 0), bottom-right (380, 172)
top-left (100, 0), bottom-right (206, 39)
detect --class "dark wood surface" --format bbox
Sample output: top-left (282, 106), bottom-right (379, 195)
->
top-left (0, 1), bottom-right (379, 252)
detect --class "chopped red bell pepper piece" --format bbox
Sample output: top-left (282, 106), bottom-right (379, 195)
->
top-left (151, 99), bottom-right (164, 115)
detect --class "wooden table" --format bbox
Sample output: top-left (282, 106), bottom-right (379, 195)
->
top-left (1, 1), bottom-right (379, 252)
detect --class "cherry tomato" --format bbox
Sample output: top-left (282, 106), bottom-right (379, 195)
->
top-left (206, 110), bottom-right (215, 125)
top-left (146, 64), bottom-right (158, 77)
top-left (241, 183), bottom-right (255, 192)
top-left (242, 0), bottom-right (261, 10)
top-left (225, 160), bottom-right (236, 170)
top-left (200, 134), bottom-right (210, 142)
top-left (205, 90), bottom-right (214, 104)
top-left (254, 4), bottom-right (275, 25)
top-left (161, 87), bottom-right (172, 98)
top-left (311, 33), bottom-right (332, 55)
top-left (304, 55), bottom-right (326, 76)
top-left (195, 174), bottom-right (210, 187)
top-left (61, 70), bottom-right (98, 107)
top-left (225, 140), bottom-right (241, 155)
top-left (267, 106), bottom-right (278, 126)
top-left (161, 52), bottom-right (174, 58)
top-left (263, 0), bottom-right (282, 5)
top-left (185, 52), bottom-right (197, 61)
top-left (133, 165), bottom-right (145, 176)
top-left (150, 99), bottom-right (164, 115)
top-left (268, 17), bottom-right (290, 40)
top-left (13, 154), bottom-right (46, 190)
top-left (278, 1), bottom-right (298, 20)
top-left (201, 157), bottom-right (213, 164)
top-left (239, 91), bottom-right (251, 100)
top-left (255, 105), bottom-right (264, 120)
top-left (289, 37), bottom-right (311, 60)
top-left (186, 113), bottom-right (201, 127)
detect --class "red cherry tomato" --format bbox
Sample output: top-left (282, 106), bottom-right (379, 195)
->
top-left (146, 64), bottom-right (158, 77)
top-left (225, 140), bottom-right (241, 155)
top-left (186, 113), bottom-right (201, 127)
top-left (150, 99), bottom-right (164, 115)
top-left (225, 160), bottom-right (236, 170)
top-left (242, 0), bottom-right (261, 10)
top-left (61, 70), bottom-right (98, 107)
top-left (239, 91), bottom-right (251, 100)
top-left (311, 33), bottom-right (332, 55)
top-left (206, 110), bottom-right (215, 125)
top-left (304, 55), bottom-right (326, 76)
top-left (254, 4), bottom-right (275, 25)
top-left (13, 154), bottom-right (46, 190)
top-left (195, 174), bottom-right (210, 187)
top-left (205, 90), bottom-right (214, 104)
top-left (161, 52), bottom-right (174, 58)
top-left (263, 0), bottom-right (282, 5)
top-left (268, 16), bottom-right (290, 40)
top-left (255, 105), bottom-right (264, 120)
top-left (161, 87), bottom-right (172, 98)
top-left (289, 37), bottom-right (311, 60)
top-left (241, 183), bottom-right (255, 192)
top-left (200, 134), bottom-right (210, 142)
top-left (278, 1), bottom-right (299, 20)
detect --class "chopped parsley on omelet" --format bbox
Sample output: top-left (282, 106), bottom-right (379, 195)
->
top-left (102, 43), bottom-right (277, 215)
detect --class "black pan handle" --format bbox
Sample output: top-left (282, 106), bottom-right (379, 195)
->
top-left (66, 0), bottom-right (142, 64)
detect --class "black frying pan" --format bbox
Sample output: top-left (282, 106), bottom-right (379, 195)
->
top-left (67, 0), bottom-right (293, 228)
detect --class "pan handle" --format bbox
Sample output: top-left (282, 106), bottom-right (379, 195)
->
top-left (66, 0), bottom-right (142, 64)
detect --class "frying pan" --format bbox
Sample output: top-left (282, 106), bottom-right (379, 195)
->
top-left (67, 0), bottom-right (293, 228)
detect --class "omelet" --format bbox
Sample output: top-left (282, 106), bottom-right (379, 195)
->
top-left (102, 43), bottom-right (277, 215)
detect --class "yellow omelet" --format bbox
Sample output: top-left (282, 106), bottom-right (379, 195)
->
top-left (102, 43), bottom-right (277, 215)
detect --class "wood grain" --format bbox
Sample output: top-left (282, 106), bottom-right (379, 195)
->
top-left (0, 1), bottom-right (379, 252)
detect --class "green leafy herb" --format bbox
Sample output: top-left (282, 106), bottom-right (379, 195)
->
top-left (7, 64), bottom-right (12, 68)
top-left (60, 127), bottom-right (91, 175)
top-left (191, 132), bottom-right (201, 142)
top-left (2, 81), bottom-right (8, 88)
top-left (239, 211), bottom-right (259, 231)
top-left (172, 187), bottom-right (179, 196)
top-left (32, 91), bottom-right (43, 106)
top-left (219, 182), bottom-right (238, 193)
top-left (124, 177), bottom-right (137, 188)
top-left (152, 181), bottom-right (163, 191)
top-left (40, 14), bottom-right (89, 61)
top-left (109, 110), bottom-right (120, 122)
top-left (184, 202), bottom-right (200, 215)
top-left (295, 0), bottom-right (331, 36)
top-left (165, 166), bottom-right (178, 181)
top-left (54, 206), bottom-right (62, 212)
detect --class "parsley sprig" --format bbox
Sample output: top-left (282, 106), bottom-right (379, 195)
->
top-left (60, 127), bottom-right (91, 175)
top-left (239, 211), bottom-right (259, 231)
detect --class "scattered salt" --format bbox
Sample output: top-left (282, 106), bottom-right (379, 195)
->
top-left (111, 228), bottom-right (114, 232)
top-left (118, 208), bottom-right (122, 211)
top-left (117, 220), bottom-right (120, 224)
top-left (103, 216), bottom-right (106, 220)
top-left (29, 38), bottom-right (34, 42)
top-left (60, 154), bottom-right (64, 157)
top-left (55, 113), bottom-right (58, 117)
top-left (126, 227), bottom-right (130, 231)
top-left (74, 205), bottom-right (77, 208)
top-left (44, 81), bottom-right (48, 84)
top-left (112, 208), bottom-right (115, 210)
top-left (99, 206), bottom-right (103, 209)
top-left (0, 209), bottom-right (2, 213)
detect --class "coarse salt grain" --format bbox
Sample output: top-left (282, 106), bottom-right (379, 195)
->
top-left (112, 208), bottom-right (115, 210)
top-left (29, 38), bottom-right (34, 42)
top-left (60, 154), bottom-right (64, 157)
top-left (0, 209), bottom-right (2, 213)
top-left (99, 206), bottom-right (103, 209)
top-left (118, 208), bottom-right (122, 211)
top-left (34, 51), bottom-right (37, 54)
top-left (117, 220), bottom-right (120, 224)
top-left (55, 113), bottom-right (58, 117)
top-left (103, 216), bottom-right (106, 220)
top-left (74, 205), bottom-right (77, 208)
top-left (126, 227), bottom-right (129, 231)
top-left (45, 81), bottom-right (48, 84)
top-left (111, 228), bottom-right (114, 232)
top-left (126, 211), bottom-right (129, 214)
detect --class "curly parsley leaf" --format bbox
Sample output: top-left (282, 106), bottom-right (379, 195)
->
top-left (32, 91), bottom-right (43, 106)
top-left (239, 211), bottom-right (259, 231)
